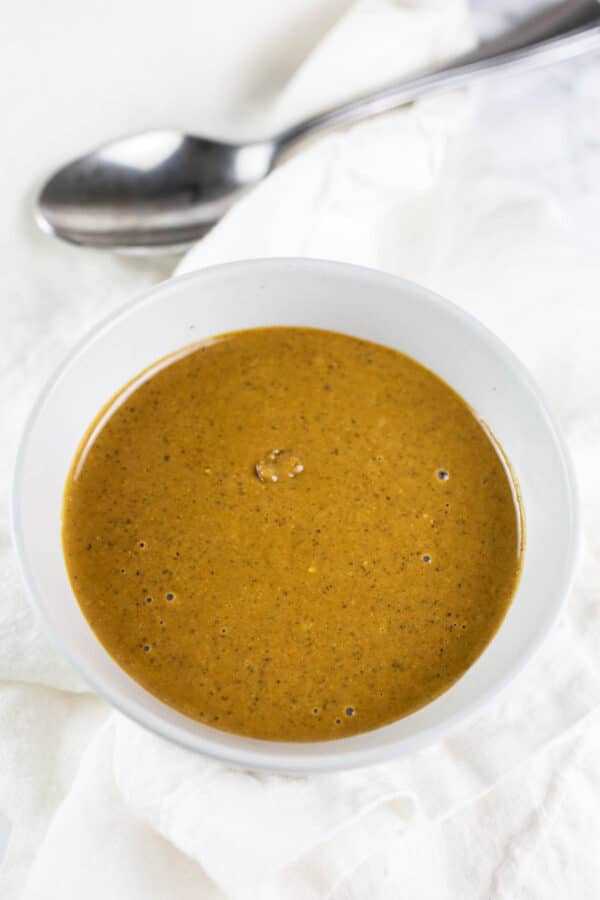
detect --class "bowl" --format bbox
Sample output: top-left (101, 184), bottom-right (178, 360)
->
top-left (11, 258), bottom-right (579, 773)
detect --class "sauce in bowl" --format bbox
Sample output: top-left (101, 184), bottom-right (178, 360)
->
top-left (63, 327), bottom-right (522, 741)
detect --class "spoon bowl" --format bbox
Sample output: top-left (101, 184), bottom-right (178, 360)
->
top-left (37, 131), bottom-right (277, 251)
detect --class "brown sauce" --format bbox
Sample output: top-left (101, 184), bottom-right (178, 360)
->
top-left (62, 327), bottom-right (522, 741)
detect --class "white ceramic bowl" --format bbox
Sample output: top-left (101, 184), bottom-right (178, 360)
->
top-left (11, 258), bottom-right (579, 773)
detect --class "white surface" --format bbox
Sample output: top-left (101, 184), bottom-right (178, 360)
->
top-left (12, 259), bottom-right (579, 772)
top-left (1, 0), bottom-right (600, 897)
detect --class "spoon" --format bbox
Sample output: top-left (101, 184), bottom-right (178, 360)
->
top-left (37, 0), bottom-right (600, 253)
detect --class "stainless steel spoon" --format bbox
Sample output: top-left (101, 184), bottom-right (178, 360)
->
top-left (37, 0), bottom-right (600, 253)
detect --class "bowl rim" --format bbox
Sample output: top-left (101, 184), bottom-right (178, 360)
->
top-left (10, 257), bottom-right (581, 772)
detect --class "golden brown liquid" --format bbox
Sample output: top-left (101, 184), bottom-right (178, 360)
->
top-left (63, 327), bottom-right (522, 741)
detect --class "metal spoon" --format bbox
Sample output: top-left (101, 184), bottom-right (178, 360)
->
top-left (37, 0), bottom-right (600, 253)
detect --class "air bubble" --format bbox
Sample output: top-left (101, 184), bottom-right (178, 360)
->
top-left (345, 706), bottom-right (355, 717)
top-left (436, 469), bottom-right (449, 481)
top-left (256, 449), bottom-right (304, 483)
top-left (166, 592), bottom-right (175, 601)
top-left (146, 597), bottom-right (153, 604)
top-left (422, 554), bottom-right (432, 564)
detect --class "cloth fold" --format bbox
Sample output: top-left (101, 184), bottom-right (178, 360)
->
top-left (2, 0), bottom-right (600, 897)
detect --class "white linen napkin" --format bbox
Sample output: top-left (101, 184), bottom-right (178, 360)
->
top-left (2, 0), bottom-right (600, 897)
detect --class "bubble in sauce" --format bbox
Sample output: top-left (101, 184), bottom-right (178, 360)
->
top-left (255, 449), bottom-right (304, 483)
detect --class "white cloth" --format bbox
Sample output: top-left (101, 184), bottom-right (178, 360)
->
top-left (2, 0), bottom-right (600, 897)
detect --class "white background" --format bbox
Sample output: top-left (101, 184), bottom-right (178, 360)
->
top-left (1, 0), bottom-right (599, 892)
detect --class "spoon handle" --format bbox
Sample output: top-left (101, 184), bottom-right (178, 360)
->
top-left (278, 0), bottom-right (600, 150)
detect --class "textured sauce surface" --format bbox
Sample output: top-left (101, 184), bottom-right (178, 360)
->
top-left (63, 327), bottom-right (522, 741)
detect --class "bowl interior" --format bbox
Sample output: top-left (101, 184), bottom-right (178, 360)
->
top-left (12, 259), bottom-right (578, 772)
